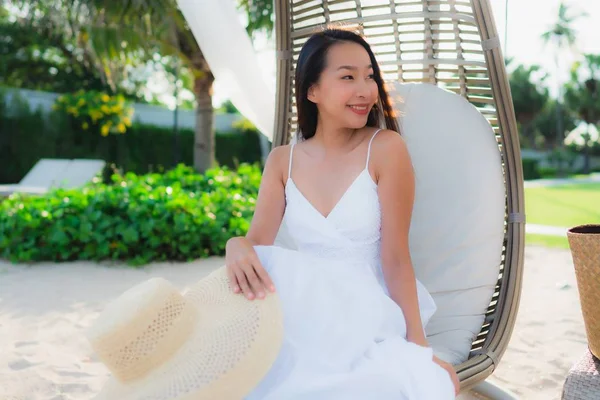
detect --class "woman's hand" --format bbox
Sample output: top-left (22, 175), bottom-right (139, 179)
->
top-left (225, 237), bottom-right (275, 300)
top-left (433, 355), bottom-right (460, 397)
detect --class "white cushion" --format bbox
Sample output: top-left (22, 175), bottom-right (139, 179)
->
top-left (387, 82), bottom-right (505, 364)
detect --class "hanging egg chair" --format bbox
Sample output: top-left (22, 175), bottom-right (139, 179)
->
top-left (272, 0), bottom-right (525, 396)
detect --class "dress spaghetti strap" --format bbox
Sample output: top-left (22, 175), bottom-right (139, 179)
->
top-left (288, 143), bottom-right (295, 181)
top-left (365, 128), bottom-right (382, 169)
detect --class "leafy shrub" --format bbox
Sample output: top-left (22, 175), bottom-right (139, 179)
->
top-left (0, 164), bottom-right (261, 266)
top-left (53, 90), bottom-right (134, 136)
top-left (522, 158), bottom-right (541, 180)
top-left (538, 167), bottom-right (558, 179)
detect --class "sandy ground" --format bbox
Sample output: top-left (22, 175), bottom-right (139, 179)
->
top-left (0, 245), bottom-right (587, 400)
top-left (484, 246), bottom-right (587, 399)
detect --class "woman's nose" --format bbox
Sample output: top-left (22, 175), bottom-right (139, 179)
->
top-left (356, 79), bottom-right (372, 98)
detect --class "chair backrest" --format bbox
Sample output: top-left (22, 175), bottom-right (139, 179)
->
top-left (18, 159), bottom-right (72, 189)
top-left (13, 158), bottom-right (105, 193)
top-left (51, 159), bottom-right (106, 189)
top-left (389, 82), bottom-right (505, 364)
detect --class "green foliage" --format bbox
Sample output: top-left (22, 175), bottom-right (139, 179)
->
top-left (237, 0), bottom-right (274, 39)
top-left (565, 54), bottom-right (600, 123)
top-left (522, 158), bottom-right (541, 180)
top-left (54, 91), bottom-right (134, 136)
top-left (546, 147), bottom-right (579, 172)
top-left (0, 164), bottom-right (261, 266)
top-left (530, 99), bottom-right (577, 149)
top-left (0, 90), bottom-right (264, 184)
top-left (0, 2), bottom-right (173, 103)
top-left (0, 13), bottom-right (108, 93)
top-left (566, 141), bottom-right (600, 157)
top-left (538, 167), bottom-right (558, 178)
top-left (216, 120), bottom-right (264, 170)
top-left (55, 0), bottom-right (274, 93)
top-left (509, 64), bottom-right (549, 125)
top-left (217, 100), bottom-right (240, 115)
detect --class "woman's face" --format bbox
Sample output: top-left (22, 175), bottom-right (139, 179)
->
top-left (308, 41), bottom-right (379, 129)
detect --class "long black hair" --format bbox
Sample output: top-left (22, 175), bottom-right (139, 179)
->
top-left (294, 27), bottom-right (399, 141)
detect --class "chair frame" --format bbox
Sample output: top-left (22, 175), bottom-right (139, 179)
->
top-left (271, 0), bottom-right (525, 392)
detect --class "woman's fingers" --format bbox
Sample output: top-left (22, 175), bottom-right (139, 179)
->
top-left (252, 255), bottom-right (276, 293)
top-left (226, 263), bottom-right (240, 293)
top-left (234, 264), bottom-right (255, 300)
top-left (246, 267), bottom-right (266, 299)
top-left (244, 255), bottom-right (270, 299)
top-left (236, 259), bottom-right (264, 300)
top-left (230, 257), bottom-right (274, 300)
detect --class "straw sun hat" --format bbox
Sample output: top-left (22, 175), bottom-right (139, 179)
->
top-left (86, 266), bottom-right (283, 400)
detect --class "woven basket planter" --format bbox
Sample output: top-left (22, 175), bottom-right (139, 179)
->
top-left (567, 224), bottom-right (600, 360)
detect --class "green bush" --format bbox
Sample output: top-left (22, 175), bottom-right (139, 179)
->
top-left (538, 167), bottom-right (558, 179)
top-left (0, 164), bottom-right (261, 266)
top-left (522, 158), bottom-right (541, 180)
top-left (53, 90), bottom-right (134, 136)
top-left (0, 90), bottom-right (264, 183)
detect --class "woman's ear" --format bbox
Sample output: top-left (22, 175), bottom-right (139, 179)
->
top-left (307, 85), bottom-right (318, 104)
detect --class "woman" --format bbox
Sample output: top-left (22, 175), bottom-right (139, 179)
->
top-left (226, 27), bottom-right (459, 399)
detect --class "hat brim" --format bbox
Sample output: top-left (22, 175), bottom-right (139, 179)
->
top-left (93, 266), bottom-right (283, 400)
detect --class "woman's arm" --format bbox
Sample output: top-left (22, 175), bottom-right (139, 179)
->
top-left (224, 145), bottom-right (289, 299)
top-left (372, 130), bottom-right (428, 347)
top-left (235, 144), bottom-right (289, 246)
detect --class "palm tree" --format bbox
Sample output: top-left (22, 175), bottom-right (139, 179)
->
top-left (564, 54), bottom-right (600, 174)
top-left (508, 62), bottom-right (550, 148)
top-left (12, 0), bottom-right (273, 172)
top-left (541, 1), bottom-right (588, 150)
top-left (98, 0), bottom-right (272, 172)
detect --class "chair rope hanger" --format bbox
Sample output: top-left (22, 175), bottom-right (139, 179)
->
top-left (271, 0), bottom-right (525, 397)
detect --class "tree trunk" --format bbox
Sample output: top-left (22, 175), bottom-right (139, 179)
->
top-left (192, 68), bottom-right (215, 172)
top-left (179, 31), bottom-right (215, 173)
top-left (583, 144), bottom-right (591, 174)
top-left (583, 128), bottom-right (592, 175)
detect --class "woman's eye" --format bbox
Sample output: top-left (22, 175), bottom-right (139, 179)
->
top-left (368, 74), bottom-right (375, 79)
top-left (342, 75), bottom-right (353, 80)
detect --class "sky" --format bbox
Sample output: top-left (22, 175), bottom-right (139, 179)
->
top-left (490, 0), bottom-right (600, 92)
top-left (209, 0), bottom-right (600, 106)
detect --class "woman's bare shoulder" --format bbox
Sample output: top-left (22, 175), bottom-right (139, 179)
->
top-left (369, 129), bottom-right (412, 180)
top-left (370, 129), bottom-right (407, 156)
top-left (264, 144), bottom-right (293, 181)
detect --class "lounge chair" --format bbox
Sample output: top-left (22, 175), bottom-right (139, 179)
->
top-left (0, 158), bottom-right (106, 196)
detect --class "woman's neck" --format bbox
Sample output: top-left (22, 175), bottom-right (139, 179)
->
top-left (312, 120), bottom-right (358, 151)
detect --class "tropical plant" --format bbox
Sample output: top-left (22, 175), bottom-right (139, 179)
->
top-left (0, 2), bottom-right (109, 93)
top-left (541, 1), bottom-right (588, 149)
top-left (508, 63), bottom-right (550, 148)
top-left (564, 54), bottom-right (600, 173)
top-left (55, 0), bottom-right (273, 172)
top-left (531, 99), bottom-right (577, 150)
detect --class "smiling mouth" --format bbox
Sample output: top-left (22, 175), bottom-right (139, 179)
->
top-left (347, 104), bottom-right (370, 114)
